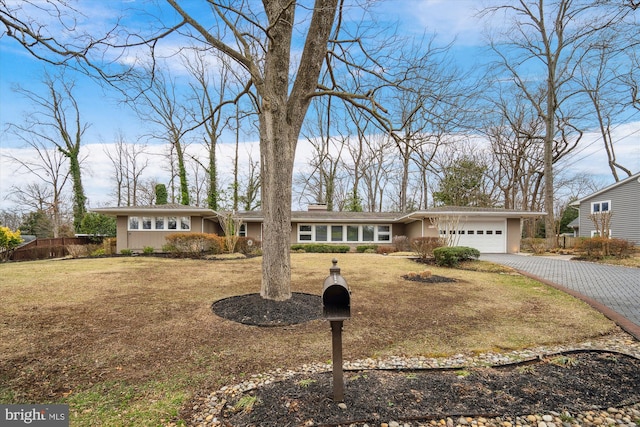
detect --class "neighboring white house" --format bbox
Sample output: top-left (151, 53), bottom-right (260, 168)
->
top-left (91, 204), bottom-right (544, 254)
top-left (569, 172), bottom-right (640, 244)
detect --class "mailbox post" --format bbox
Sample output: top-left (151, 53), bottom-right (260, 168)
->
top-left (322, 259), bottom-right (350, 402)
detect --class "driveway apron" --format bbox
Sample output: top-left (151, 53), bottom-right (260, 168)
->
top-left (480, 254), bottom-right (640, 340)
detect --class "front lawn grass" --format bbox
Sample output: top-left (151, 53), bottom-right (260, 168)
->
top-left (0, 254), bottom-right (616, 426)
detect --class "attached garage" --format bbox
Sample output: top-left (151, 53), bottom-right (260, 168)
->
top-left (398, 207), bottom-right (544, 254)
top-left (456, 220), bottom-right (506, 253)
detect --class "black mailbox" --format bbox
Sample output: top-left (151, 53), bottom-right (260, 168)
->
top-left (322, 259), bottom-right (350, 321)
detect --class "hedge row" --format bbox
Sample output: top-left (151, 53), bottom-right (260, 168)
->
top-left (290, 243), bottom-right (350, 253)
top-left (575, 237), bottom-right (634, 259)
top-left (163, 233), bottom-right (225, 256)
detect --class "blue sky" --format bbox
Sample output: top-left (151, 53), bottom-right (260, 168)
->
top-left (0, 0), bottom-right (638, 212)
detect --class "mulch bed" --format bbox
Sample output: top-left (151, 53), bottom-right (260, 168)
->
top-left (209, 294), bottom-right (640, 427)
top-left (222, 351), bottom-right (640, 426)
top-left (212, 292), bottom-right (322, 326)
top-left (402, 274), bottom-right (457, 283)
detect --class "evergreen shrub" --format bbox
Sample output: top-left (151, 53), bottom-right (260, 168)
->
top-left (433, 246), bottom-right (480, 267)
top-left (290, 244), bottom-right (350, 253)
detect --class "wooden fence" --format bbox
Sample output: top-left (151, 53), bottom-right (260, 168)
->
top-left (11, 237), bottom-right (98, 261)
top-left (545, 235), bottom-right (579, 249)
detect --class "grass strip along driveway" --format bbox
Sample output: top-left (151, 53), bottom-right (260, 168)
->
top-left (0, 254), bottom-right (617, 425)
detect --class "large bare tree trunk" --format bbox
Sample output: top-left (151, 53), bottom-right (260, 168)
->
top-left (258, 0), bottom-right (339, 300)
top-left (259, 113), bottom-right (296, 300)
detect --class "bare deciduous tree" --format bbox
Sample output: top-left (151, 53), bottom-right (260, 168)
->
top-left (576, 34), bottom-right (634, 181)
top-left (105, 132), bottom-right (149, 207)
top-left (481, 0), bottom-right (629, 241)
top-left (6, 73), bottom-right (87, 232)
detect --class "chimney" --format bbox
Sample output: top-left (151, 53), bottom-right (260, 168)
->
top-left (308, 204), bottom-right (328, 211)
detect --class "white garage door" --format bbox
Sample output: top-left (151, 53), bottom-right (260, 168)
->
top-left (454, 220), bottom-right (506, 253)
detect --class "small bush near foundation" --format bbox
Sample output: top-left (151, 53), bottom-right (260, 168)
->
top-left (91, 248), bottom-right (106, 257)
top-left (433, 246), bottom-right (480, 267)
top-left (290, 244), bottom-right (350, 253)
top-left (393, 235), bottom-right (411, 252)
top-left (356, 244), bottom-right (378, 253)
top-left (376, 245), bottom-right (397, 255)
top-left (120, 249), bottom-right (133, 256)
top-left (143, 246), bottom-right (155, 254)
top-left (411, 237), bottom-right (445, 260)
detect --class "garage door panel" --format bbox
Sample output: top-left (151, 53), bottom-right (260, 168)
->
top-left (455, 220), bottom-right (506, 253)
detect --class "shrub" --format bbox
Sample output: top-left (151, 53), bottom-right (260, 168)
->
top-left (91, 248), bottom-right (106, 257)
top-left (521, 237), bottom-right (547, 255)
top-left (0, 226), bottom-right (23, 262)
top-left (376, 245), bottom-right (397, 255)
top-left (103, 238), bottom-right (117, 255)
top-left (290, 244), bottom-right (350, 253)
top-left (411, 237), bottom-right (445, 259)
top-left (164, 233), bottom-right (224, 256)
top-left (575, 237), bottom-right (633, 260)
top-left (433, 246), bottom-right (480, 267)
top-left (608, 238), bottom-right (634, 258)
top-left (143, 246), bottom-right (155, 254)
top-left (120, 249), bottom-right (133, 256)
top-left (235, 237), bottom-right (262, 255)
top-left (392, 235), bottom-right (411, 252)
top-left (356, 244), bottom-right (378, 253)
top-left (67, 244), bottom-right (89, 258)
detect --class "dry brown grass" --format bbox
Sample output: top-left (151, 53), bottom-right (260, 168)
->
top-left (0, 254), bottom-right (616, 425)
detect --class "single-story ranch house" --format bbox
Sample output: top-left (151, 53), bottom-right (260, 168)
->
top-left (91, 204), bottom-right (543, 254)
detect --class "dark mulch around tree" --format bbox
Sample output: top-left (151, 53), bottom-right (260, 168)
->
top-left (402, 274), bottom-right (457, 283)
top-left (212, 292), bottom-right (322, 326)
top-left (222, 351), bottom-right (640, 427)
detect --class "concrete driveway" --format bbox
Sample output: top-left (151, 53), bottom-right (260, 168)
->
top-left (480, 254), bottom-right (640, 340)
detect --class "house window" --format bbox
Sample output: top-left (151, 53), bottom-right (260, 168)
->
top-left (129, 217), bottom-right (140, 230)
top-left (477, 230), bottom-right (484, 235)
top-left (486, 230), bottom-right (493, 235)
top-left (238, 224), bottom-right (247, 237)
top-left (168, 217), bottom-right (177, 230)
top-left (180, 217), bottom-right (190, 230)
top-left (467, 230), bottom-right (474, 235)
top-left (142, 217), bottom-right (152, 230)
top-left (316, 225), bottom-right (328, 241)
top-left (362, 225), bottom-right (374, 241)
top-left (377, 225), bottom-right (390, 241)
top-left (296, 224), bottom-right (392, 243)
top-left (331, 225), bottom-right (343, 242)
top-left (495, 230), bottom-right (502, 235)
top-left (128, 215), bottom-right (190, 231)
top-left (591, 230), bottom-right (613, 238)
top-left (591, 200), bottom-right (611, 213)
top-left (299, 225), bottom-right (312, 241)
top-left (347, 225), bottom-right (359, 242)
